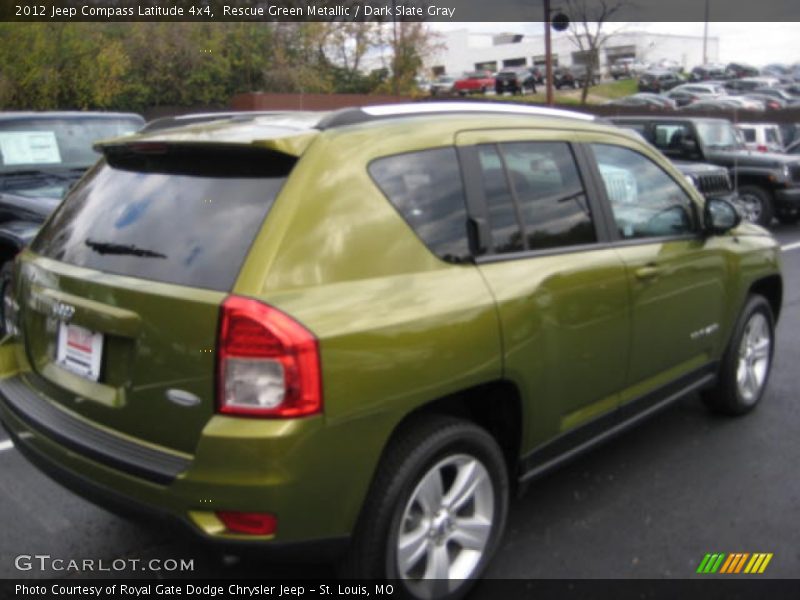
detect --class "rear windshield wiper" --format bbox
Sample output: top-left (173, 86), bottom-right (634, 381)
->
top-left (85, 239), bottom-right (166, 258)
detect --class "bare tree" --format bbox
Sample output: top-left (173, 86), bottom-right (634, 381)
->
top-left (564, 0), bottom-right (628, 104)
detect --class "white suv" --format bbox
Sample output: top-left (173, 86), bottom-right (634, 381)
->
top-left (737, 123), bottom-right (785, 153)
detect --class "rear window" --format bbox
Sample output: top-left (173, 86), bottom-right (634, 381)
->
top-left (31, 146), bottom-right (293, 291)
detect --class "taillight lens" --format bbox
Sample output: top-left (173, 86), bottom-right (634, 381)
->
top-left (217, 296), bottom-right (322, 418)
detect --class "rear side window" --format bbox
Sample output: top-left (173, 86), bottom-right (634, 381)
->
top-left (478, 141), bottom-right (596, 253)
top-left (740, 128), bottom-right (756, 142)
top-left (369, 147), bottom-right (470, 263)
top-left (31, 146), bottom-right (293, 291)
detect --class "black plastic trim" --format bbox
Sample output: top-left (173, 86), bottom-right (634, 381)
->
top-left (0, 376), bottom-right (190, 484)
top-left (518, 362), bottom-right (718, 483)
top-left (2, 421), bottom-right (349, 561)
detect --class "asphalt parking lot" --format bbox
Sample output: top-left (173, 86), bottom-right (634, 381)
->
top-left (1, 226), bottom-right (800, 584)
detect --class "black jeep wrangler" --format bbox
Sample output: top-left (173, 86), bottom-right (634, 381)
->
top-left (612, 116), bottom-right (800, 226)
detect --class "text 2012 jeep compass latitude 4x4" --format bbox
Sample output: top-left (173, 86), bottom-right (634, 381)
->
top-left (0, 104), bottom-right (782, 598)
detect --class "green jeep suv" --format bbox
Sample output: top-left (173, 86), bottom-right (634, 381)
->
top-left (0, 103), bottom-right (782, 597)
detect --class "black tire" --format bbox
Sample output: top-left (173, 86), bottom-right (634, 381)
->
top-left (703, 295), bottom-right (775, 416)
top-left (340, 416), bottom-right (509, 599)
top-left (480, 86), bottom-right (487, 95)
top-left (736, 185), bottom-right (774, 227)
top-left (0, 261), bottom-right (14, 337)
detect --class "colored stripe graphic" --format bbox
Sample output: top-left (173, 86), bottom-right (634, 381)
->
top-left (700, 553), bottom-right (774, 574)
top-left (698, 553), bottom-right (727, 573)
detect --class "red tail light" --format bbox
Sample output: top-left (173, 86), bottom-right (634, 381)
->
top-left (757, 144), bottom-right (768, 152)
top-left (217, 296), bottom-right (322, 418)
top-left (216, 511), bottom-right (277, 535)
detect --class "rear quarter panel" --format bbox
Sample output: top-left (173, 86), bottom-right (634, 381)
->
top-left (232, 123), bottom-right (504, 530)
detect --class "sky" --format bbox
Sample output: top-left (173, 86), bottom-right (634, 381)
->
top-left (429, 23), bottom-right (800, 67)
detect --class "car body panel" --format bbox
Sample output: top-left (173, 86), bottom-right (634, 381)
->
top-left (0, 107), bottom-right (784, 551)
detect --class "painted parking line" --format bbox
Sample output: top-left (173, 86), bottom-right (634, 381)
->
top-left (0, 439), bottom-right (13, 452)
top-left (782, 241), bottom-right (800, 252)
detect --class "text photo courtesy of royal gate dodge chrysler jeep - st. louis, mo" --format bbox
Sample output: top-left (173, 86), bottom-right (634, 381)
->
top-left (1, 2), bottom-right (800, 600)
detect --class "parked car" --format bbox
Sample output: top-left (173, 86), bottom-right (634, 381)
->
top-left (653, 58), bottom-right (682, 73)
top-left (604, 94), bottom-right (676, 110)
top-left (725, 77), bottom-right (781, 93)
top-left (622, 124), bottom-right (741, 205)
top-left (680, 99), bottom-right (745, 112)
top-left (570, 64), bottom-right (600, 87)
top-left (779, 123), bottom-right (800, 147)
top-left (665, 89), bottom-right (706, 107)
top-left (0, 103), bottom-right (782, 598)
top-left (752, 86), bottom-right (796, 103)
top-left (786, 139), bottom-right (800, 155)
top-left (761, 63), bottom-right (790, 79)
top-left (638, 70), bottom-right (683, 93)
top-left (454, 71), bottom-right (495, 95)
top-left (612, 116), bottom-right (800, 225)
top-left (414, 77), bottom-right (432, 94)
top-left (736, 123), bottom-right (785, 153)
top-left (726, 63), bottom-right (760, 79)
top-left (671, 83), bottom-right (727, 98)
top-left (689, 64), bottom-right (729, 82)
top-left (741, 93), bottom-right (786, 111)
top-left (680, 97), bottom-right (762, 112)
top-left (429, 75), bottom-right (457, 96)
top-left (610, 57), bottom-right (648, 79)
top-left (494, 67), bottom-right (537, 95)
top-left (0, 111), bottom-right (144, 324)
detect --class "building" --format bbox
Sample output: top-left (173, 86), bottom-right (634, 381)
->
top-left (427, 29), bottom-right (720, 77)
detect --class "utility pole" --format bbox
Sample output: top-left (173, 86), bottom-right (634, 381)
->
top-left (702, 0), bottom-right (709, 64)
top-left (544, 0), bottom-right (554, 105)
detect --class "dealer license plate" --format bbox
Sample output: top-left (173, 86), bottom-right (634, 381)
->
top-left (55, 322), bottom-right (103, 382)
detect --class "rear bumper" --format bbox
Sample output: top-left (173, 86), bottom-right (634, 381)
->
top-left (0, 362), bottom-right (381, 553)
top-left (1, 418), bottom-right (348, 561)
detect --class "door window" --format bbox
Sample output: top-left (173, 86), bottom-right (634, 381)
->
top-left (591, 144), bottom-right (697, 239)
top-left (477, 142), bottom-right (596, 253)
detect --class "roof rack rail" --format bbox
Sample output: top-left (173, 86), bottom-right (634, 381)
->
top-left (316, 102), bottom-right (596, 130)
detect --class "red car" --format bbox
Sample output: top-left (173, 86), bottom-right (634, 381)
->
top-left (454, 70), bottom-right (495, 95)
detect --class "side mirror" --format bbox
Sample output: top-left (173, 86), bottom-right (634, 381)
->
top-left (704, 197), bottom-right (742, 235)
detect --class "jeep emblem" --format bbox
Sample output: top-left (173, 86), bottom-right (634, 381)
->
top-left (51, 301), bottom-right (76, 321)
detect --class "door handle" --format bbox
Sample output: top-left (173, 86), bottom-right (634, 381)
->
top-left (634, 266), bottom-right (661, 281)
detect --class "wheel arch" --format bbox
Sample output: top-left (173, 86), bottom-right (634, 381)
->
top-left (749, 274), bottom-right (783, 323)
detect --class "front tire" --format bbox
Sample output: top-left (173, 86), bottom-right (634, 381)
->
top-left (703, 295), bottom-right (775, 415)
top-left (0, 261), bottom-right (14, 337)
top-left (736, 185), bottom-right (774, 227)
top-left (341, 416), bottom-right (509, 599)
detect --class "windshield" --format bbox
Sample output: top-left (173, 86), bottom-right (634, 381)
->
top-left (696, 121), bottom-right (743, 151)
top-left (0, 117), bottom-right (143, 174)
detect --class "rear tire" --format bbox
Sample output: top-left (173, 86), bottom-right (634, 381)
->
top-left (340, 416), bottom-right (509, 599)
top-left (703, 295), bottom-right (775, 416)
top-left (736, 185), bottom-right (773, 227)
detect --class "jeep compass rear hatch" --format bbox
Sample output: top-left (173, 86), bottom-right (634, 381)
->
top-left (15, 142), bottom-right (296, 455)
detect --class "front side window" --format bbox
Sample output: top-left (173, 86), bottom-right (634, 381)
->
top-left (369, 147), bottom-right (470, 263)
top-left (478, 141), bottom-right (596, 253)
top-left (591, 144), bottom-right (697, 240)
top-left (652, 123), bottom-right (693, 152)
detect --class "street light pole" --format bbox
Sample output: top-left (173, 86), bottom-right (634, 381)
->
top-left (544, 0), bottom-right (553, 105)
top-left (702, 0), bottom-right (709, 64)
